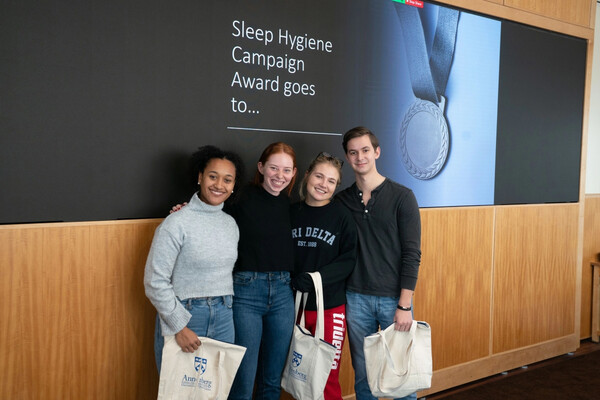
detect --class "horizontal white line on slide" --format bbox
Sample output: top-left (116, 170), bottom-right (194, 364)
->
top-left (227, 126), bottom-right (342, 136)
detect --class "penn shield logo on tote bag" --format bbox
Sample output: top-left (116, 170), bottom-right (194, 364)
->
top-left (291, 351), bottom-right (303, 369)
top-left (195, 357), bottom-right (207, 374)
top-left (287, 349), bottom-right (308, 382)
top-left (182, 356), bottom-right (213, 391)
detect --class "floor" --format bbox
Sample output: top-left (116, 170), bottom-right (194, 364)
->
top-left (422, 339), bottom-right (600, 399)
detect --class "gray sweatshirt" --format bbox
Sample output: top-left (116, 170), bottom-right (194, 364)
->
top-left (144, 193), bottom-right (239, 335)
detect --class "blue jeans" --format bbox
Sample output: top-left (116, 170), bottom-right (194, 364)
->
top-left (153, 295), bottom-right (234, 373)
top-left (346, 291), bottom-right (417, 400)
top-left (228, 271), bottom-right (294, 400)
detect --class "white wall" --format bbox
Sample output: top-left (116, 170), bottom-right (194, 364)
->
top-left (586, 3), bottom-right (600, 194)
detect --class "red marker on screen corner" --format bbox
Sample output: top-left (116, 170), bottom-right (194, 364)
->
top-left (393, 0), bottom-right (424, 9)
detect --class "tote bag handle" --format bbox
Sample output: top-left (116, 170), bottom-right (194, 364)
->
top-left (293, 272), bottom-right (326, 341)
top-left (377, 320), bottom-right (418, 386)
top-left (308, 272), bottom-right (326, 341)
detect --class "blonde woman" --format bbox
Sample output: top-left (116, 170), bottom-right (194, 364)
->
top-left (289, 152), bottom-right (358, 400)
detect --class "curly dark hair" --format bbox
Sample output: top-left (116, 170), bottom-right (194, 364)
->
top-left (189, 145), bottom-right (245, 203)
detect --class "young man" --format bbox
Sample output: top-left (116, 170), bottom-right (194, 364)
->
top-left (336, 126), bottom-right (422, 400)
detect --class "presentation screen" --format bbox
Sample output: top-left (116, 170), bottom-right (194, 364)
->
top-left (0, 0), bottom-right (587, 223)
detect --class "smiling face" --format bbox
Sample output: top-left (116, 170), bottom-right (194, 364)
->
top-left (197, 158), bottom-right (236, 206)
top-left (257, 152), bottom-right (297, 196)
top-left (304, 162), bottom-right (340, 207)
top-left (345, 135), bottom-right (381, 176)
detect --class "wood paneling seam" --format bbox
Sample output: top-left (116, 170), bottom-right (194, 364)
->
top-left (490, 207), bottom-right (497, 356)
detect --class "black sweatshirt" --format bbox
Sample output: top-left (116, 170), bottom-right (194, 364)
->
top-left (226, 184), bottom-right (294, 272)
top-left (290, 200), bottom-right (357, 310)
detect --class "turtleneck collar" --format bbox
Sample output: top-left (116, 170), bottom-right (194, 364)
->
top-left (188, 192), bottom-right (225, 213)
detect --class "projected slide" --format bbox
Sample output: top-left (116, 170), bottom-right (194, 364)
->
top-left (221, 1), bottom-right (500, 207)
top-left (0, 0), bottom-right (585, 223)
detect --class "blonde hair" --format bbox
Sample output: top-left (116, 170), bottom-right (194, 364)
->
top-left (299, 152), bottom-right (343, 201)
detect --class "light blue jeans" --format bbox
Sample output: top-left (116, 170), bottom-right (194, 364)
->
top-left (346, 291), bottom-right (417, 400)
top-left (153, 295), bottom-right (234, 373)
top-left (228, 271), bottom-right (294, 400)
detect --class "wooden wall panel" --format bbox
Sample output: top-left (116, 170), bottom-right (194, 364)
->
top-left (87, 222), bottom-right (160, 399)
top-left (417, 208), bottom-right (494, 370)
top-left (42, 226), bottom-right (92, 399)
top-left (493, 205), bottom-right (579, 353)
top-left (436, 0), bottom-right (594, 39)
top-left (581, 195), bottom-right (600, 338)
top-left (0, 221), bottom-right (160, 400)
top-left (0, 228), bottom-right (43, 400)
top-left (504, 0), bottom-right (594, 27)
top-left (85, 225), bottom-right (120, 399)
top-left (339, 340), bottom-right (354, 396)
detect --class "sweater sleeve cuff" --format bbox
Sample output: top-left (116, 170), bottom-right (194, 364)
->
top-left (401, 276), bottom-right (418, 292)
top-left (159, 302), bottom-right (191, 336)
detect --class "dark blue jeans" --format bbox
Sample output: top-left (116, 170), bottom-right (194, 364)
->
top-left (228, 271), bottom-right (294, 400)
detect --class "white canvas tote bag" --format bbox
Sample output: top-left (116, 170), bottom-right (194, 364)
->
top-left (364, 320), bottom-right (432, 398)
top-left (281, 272), bottom-right (337, 400)
top-left (157, 335), bottom-right (246, 400)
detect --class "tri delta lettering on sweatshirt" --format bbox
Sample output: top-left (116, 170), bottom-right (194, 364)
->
top-left (292, 225), bottom-right (337, 246)
top-left (290, 200), bottom-right (357, 310)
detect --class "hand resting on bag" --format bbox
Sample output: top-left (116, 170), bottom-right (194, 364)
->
top-left (175, 326), bottom-right (202, 352)
top-left (394, 309), bottom-right (413, 332)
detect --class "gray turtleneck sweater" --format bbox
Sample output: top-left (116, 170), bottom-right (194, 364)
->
top-left (144, 193), bottom-right (239, 335)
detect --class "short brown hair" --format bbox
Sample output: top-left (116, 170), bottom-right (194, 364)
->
top-left (342, 126), bottom-right (380, 153)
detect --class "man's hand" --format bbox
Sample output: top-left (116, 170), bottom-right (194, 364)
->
top-left (394, 309), bottom-right (413, 331)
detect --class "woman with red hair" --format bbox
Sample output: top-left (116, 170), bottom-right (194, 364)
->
top-left (227, 142), bottom-right (298, 400)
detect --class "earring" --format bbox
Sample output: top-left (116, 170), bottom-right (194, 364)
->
top-left (231, 190), bottom-right (234, 193)
top-left (197, 182), bottom-right (201, 185)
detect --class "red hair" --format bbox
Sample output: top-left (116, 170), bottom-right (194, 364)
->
top-left (253, 142), bottom-right (297, 196)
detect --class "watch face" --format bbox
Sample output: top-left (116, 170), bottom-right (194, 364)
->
top-left (399, 98), bottom-right (449, 180)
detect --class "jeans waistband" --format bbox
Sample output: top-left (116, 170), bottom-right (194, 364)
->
top-left (234, 271), bottom-right (290, 280)
top-left (179, 295), bottom-right (232, 306)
